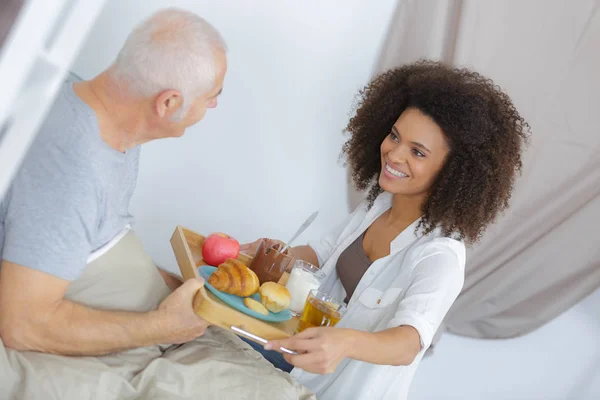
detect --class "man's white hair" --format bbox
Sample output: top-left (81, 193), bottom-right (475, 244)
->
top-left (111, 8), bottom-right (226, 113)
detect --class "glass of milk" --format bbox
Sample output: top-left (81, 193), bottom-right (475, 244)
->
top-left (286, 260), bottom-right (326, 315)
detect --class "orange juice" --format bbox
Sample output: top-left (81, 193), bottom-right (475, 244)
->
top-left (297, 296), bottom-right (343, 333)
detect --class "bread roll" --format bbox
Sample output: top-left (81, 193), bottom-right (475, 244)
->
top-left (244, 297), bottom-right (269, 316)
top-left (259, 282), bottom-right (291, 313)
top-left (208, 259), bottom-right (260, 297)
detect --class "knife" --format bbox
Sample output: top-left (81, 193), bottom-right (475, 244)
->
top-left (278, 211), bottom-right (319, 254)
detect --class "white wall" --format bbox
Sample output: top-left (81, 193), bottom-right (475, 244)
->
top-left (71, 2), bottom-right (600, 399)
top-left (408, 286), bottom-right (600, 400)
top-left (72, 0), bottom-right (396, 272)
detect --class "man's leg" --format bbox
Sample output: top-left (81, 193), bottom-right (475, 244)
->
top-left (141, 327), bottom-right (313, 399)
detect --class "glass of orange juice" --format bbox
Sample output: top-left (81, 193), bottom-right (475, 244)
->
top-left (297, 290), bottom-right (347, 333)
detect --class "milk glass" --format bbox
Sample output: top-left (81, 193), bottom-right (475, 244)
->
top-left (285, 260), bottom-right (326, 315)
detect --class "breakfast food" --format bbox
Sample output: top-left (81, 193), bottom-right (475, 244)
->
top-left (259, 282), bottom-right (291, 313)
top-left (249, 242), bottom-right (294, 284)
top-left (202, 233), bottom-right (240, 266)
top-left (243, 297), bottom-right (269, 316)
top-left (208, 258), bottom-right (260, 297)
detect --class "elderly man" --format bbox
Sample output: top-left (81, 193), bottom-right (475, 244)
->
top-left (1, 8), bottom-right (217, 348)
top-left (0, 8), bottom-right (313, 400)
top-left (0, 8), bottom-right (226, 356)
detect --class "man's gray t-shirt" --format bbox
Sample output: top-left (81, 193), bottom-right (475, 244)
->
top-left (0, 82), bottom-right (140, 280)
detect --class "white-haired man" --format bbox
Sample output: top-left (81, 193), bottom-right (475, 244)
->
top-left (0, 8), bottom-right (227, 356)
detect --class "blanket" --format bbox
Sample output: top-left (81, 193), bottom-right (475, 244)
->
top-left (0, 231), bottom-right (314, 400)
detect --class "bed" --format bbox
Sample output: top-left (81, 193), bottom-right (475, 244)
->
top-left (0, 231), bottom-right (314, 400)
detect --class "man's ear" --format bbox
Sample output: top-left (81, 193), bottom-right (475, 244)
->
top-left (155, 90), bottom-right (182, 118)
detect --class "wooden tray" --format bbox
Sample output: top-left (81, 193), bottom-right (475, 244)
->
top-left (170, 226), bottom-right (299, 342)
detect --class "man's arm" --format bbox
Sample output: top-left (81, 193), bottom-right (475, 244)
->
top-left (0, 260), bottom-right (207, 356)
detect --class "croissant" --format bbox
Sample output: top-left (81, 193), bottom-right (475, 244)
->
top-left (208, 258), bottom-right (260, 297)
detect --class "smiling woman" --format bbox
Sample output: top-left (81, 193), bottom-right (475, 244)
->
top-left (379, 109), bottom-right (450, 210)
top-left (343, 60), bottom-right (530, 244)
top-left (248, 60), bottom-right (530, 400)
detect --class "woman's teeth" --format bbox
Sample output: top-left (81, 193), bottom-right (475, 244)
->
top-left (386, 164), bottom-right (408, 178)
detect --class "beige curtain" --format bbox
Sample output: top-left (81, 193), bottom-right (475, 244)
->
top-left (370, 0), bottom-right (600, 339)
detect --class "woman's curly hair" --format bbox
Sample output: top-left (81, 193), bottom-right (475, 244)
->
top-left (342, 60), bottom-right (530, 244)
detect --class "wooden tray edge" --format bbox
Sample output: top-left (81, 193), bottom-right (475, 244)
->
top-left (170, 225), bottom-right (298, 340)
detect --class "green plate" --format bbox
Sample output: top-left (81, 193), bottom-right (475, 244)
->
top-left (198, 266), bottom-right (292, 322)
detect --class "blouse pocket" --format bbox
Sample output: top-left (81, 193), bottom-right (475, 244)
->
top-left (359, 287), bottom-right (403, 308)
top-left (357, 287), bottom-right (403, 327)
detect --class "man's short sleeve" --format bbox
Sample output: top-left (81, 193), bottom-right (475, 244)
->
top-left (2, 154), bottom-right (97, 281)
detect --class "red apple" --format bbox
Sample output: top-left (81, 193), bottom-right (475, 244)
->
top-left (202, 233), bottom-right (240, 266)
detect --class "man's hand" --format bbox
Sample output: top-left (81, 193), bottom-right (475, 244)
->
top-left (153, 278), bottom-right (209, 344)
top-left (0, 260), bottom-right (209, 355)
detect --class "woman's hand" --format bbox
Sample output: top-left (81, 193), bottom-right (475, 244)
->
top-left (265, 327), bottom-right (357, 374)
top-left (239, 238), bottom-right (289, 257)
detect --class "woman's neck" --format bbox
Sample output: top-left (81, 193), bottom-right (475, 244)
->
top-left (384, 193), bottom-right (425, 227)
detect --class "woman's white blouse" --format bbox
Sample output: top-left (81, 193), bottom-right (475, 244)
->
top-left (290, 192), bottom-right (466, 400)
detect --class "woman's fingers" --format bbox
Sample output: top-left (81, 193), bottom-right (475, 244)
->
top-left (266, 337), bottom-right (318, 353)
top-left (240, 238), bottom-right (287, 255)
top-left (265, 327), bottom-right (322, 352)
top-left (283, 351), bottom-right (336, 374)
top-left (293, 327), bottom-right (320, 339)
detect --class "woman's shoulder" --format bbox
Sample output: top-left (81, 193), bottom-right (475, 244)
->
top-left (412, 231), bottom-right (466, 270)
